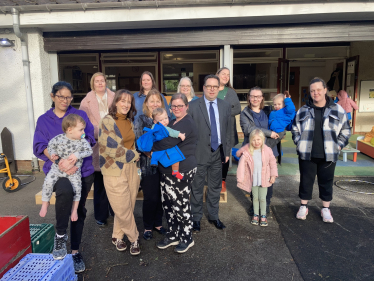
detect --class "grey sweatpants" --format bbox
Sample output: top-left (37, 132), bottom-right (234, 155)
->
top-left (42, 164), bottom-right (82, 202)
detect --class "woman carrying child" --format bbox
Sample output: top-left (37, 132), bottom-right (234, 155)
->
top-left (239, 86), bottom-right (281, 214)
top-left (236, 129), bottom-right (278, 226)
top-left (152, 93), bottom-right (198, 253)
top-left (98, 89), bottom-right (141, 255)
top-left (33, 81), bottom-right (95, 273)
top-left (134, 89), bottom-right (167, 241)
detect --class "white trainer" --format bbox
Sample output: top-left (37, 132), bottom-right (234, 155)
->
top-left (321, 208), bottom-right (334, 223)
top-left (296, 206), bottom-right (308, 220)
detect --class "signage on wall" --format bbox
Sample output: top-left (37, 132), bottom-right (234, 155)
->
top-left (359, 80), bottom-right (374, 112)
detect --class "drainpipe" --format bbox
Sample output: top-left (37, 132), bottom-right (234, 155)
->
top-left (11, 8), bottom-right (40, 172)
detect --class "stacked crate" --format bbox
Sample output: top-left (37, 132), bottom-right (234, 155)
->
top-left (30, 224), bottom-right (55, 253)
top-left (1, 254), bottom-right (77, 281)
top-left (0, 216), bottom-right (32, 279)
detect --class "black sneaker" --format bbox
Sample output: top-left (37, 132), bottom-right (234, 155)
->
top-left (52, 234), bottom-right (68, 260)
top-left (72, 252), bottom-right (85, 273)
top-left (156, 237), bottom-right (179, 249)
top-left (174, 240), bottom-right (194, 254)
top-left (96, 220), bottom-right (107, 227)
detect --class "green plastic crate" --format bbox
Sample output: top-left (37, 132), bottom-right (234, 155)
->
top-left (29, 223), bottom-right (55, 253)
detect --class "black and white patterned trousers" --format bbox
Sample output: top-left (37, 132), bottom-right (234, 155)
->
top-left (160, 167), bottom-right (197, 244)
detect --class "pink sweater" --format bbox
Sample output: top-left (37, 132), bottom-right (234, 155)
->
top-left (236, 144), bottom-right (278, 193)
top-left (337, 90), bottom-right (358, 113)
top-left (79, 90), bottom-right (115, 171)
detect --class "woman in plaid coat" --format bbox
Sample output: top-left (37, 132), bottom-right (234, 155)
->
top-left (292, 77), bottom-right (351, 224)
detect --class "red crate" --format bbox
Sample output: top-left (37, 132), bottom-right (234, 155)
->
top-left (0, 215), bottom-right (32, 278)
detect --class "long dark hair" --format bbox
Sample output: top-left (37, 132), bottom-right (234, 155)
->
top-left (139, 71), bottom-right (157, 95)
top-left (216, 67), bottom-right (234, 89)
top-left (108, 89), bottom-right (137, 122)
top-left (51, 81), bottom-right (73, 108)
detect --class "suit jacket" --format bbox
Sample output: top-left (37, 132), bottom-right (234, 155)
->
top-left (188, 97), bottom-right (231, 165)
top-left (79, 89), bottom-right (115, 171)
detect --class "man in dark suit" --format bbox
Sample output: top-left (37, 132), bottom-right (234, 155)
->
top-left (188, 74), bottom-right (231, 231)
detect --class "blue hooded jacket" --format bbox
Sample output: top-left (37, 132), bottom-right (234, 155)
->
top-left (268, 97), bottom-right (296, 133)
top-left (136, 123), bottom-right (185, 167)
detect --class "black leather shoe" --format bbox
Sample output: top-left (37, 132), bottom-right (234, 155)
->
top-left (192, 221), bottom-right (200, 232)
top-left (208, 219), bottom-right (226, 229)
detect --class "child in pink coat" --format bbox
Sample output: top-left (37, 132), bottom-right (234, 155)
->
top-left (336, 90), bottom-right (358, 121)
top-left (236, 129), bottom-right (278, 226)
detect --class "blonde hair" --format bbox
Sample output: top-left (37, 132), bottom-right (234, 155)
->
top-left (273, 93), bottom-right (285, 107)
top-left (248, 129), bottom-right (266, 155)
top-left (152, 108), bottom-right (167, 120)
top-left (61, 114), bottom-right (86, 133)
top-left (142, 89), bottom-right (165, 117)
top-left (90, 72), bottom-right (106, 91)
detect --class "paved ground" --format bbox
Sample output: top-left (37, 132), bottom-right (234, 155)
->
top-left (1, 171), bottom-right (374, 281)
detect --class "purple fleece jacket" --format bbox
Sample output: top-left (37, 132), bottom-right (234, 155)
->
top-left (33, 106), bottom-right (96, 177)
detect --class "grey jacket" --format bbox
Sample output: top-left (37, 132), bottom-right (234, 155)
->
top-left (189, 97), bottom-right (231, 165)
top-left (240, 106), bottom-right (285, 148)
top-left (223, 88), bottom-right (242, 146)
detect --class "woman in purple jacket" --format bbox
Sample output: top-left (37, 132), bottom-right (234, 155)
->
top-left (33, 81), bottom-right (95, 274)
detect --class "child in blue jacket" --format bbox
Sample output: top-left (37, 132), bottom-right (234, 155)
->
top-left (137, 108), bottom-right (186, 180)
top-left (267, 91), bottom-right (296, 148)
top-left (269, 91), bottom-right (296, 132)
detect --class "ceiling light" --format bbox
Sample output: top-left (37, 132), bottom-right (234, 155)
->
top-left (0, 38), bottom-right (14, 47)
top-left (164, 54), bottom-right (173, 57)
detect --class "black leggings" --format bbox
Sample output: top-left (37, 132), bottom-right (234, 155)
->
top-left (54, 174), bottom-right (94, 250)
top-left (141, 172), bottom-right (163, 230)
top-left (93, 171), bottom-right (113, 221)
top-left (298, 157), bottom-right (336, 202)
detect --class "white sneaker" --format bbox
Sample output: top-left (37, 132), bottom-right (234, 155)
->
top-left (321, 208), bottom-right (334, 223)
top-left (296, 206), bottom-right (308, 220)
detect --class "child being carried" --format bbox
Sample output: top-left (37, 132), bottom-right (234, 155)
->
top-left (137, 108), bottom-right (186, 180)
top-left (39, 114), bottom-right (93, 223)
top-left (267, 91), bottom-right (296, 148)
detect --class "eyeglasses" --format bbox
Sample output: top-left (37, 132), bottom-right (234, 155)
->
top-left (204, 85), bottom-right (219, 90)
top-left (171, 105), bottom-right (185, 110)
top-left (249, 95), bottom-right (263, 100)
top-left (55, 95), bottom-right (73, 102)
top-left (180, 85), bottom-right (191, 88)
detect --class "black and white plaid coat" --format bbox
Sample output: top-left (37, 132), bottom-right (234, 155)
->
top-left (291, 100), bottom-right (351, 162)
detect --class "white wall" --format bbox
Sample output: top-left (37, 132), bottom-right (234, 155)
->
top-left (0, 30), bottom-right (51, 160)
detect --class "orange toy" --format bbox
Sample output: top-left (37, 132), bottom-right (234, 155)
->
top-left (363, 126), bottom-right (374, 142)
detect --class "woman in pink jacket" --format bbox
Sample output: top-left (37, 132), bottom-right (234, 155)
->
top-left (236, 129), bottom-right (278, 226)
top-left (79, 72), bottom-right (115, 227)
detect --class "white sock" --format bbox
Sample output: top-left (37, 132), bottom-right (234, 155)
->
top-left (56, 233), bottom-right (65, 238)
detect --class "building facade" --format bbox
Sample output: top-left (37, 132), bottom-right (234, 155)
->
top-left (1, 0), bottom-right (374, 170)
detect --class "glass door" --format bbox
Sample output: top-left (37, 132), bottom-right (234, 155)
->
top-left (345, 56), bottom-right (359, 133)
top-left (277, 58), bottom-right (290, 94)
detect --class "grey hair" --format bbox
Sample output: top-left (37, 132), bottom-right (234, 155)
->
top-left (177, 77), bottom-right (195, 98)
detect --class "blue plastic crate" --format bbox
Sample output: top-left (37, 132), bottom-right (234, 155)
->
top-left (1, 254), bottom-right (77, 281)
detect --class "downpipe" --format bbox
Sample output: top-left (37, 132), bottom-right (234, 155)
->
top-left (11, 8), bottom-right (40, 172)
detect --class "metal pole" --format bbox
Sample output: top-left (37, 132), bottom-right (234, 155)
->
top-left (11, 8), bottom-right (40, 171)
